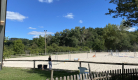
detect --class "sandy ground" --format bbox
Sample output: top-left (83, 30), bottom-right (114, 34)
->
top-left (3, 52), bottom-right (138, 72)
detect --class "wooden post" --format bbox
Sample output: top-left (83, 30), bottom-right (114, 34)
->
top-left (85, 73), bottom-right (88, 79)
top-left (51, 70), bottom-right (53, 80)
top-left (34, 60), bottom-right (35, 69)
top-left (60, 77), bottom-right (62, 80)
top-left (70, 53), bottom-right (71, 60)
top-left (88, 63), bottom-right (92, 80)
top-left (116, 50), bottom-right (117, 56)
top-left (71, 75), bottom-right (73, 80)
top-left (95, 51), bottom-right (96, 56)
top-left (57, 53), bottom-right (58, 61)
top-left (69, 51), bottom-right (70, 60)
top-left (64, 76), bottom-right (66, 80)
top-left (56, 77), bottom-right (58, 80)
top-left (130, 69), bottom-right (132, 80)
top-left (56, 53), bottom-right (58, 64)
top-left (80, 74), bottom-right (82, 80)
top-left (133, 69), bottom-right (135, 79)
top-left (56, 53), bottom-right (57, 64)
top-left (110, 70), bottom-right (112, 80)
top-left (68, 52), bottom-right (69, 60)
top-left (111, 50), bottom-right (112, 56)
top-left (134, 50), bottom-right (136, 58)
top-left (67, 76), bottom-right (69, 80)
top-left (77, 74), bottom-right (79, 80)
top-left (44, 30), bottom-right (47, 55)
top-left (79, 62), bottom-right (81, 67)
top-left (122, 63), bottom-right (124, 80)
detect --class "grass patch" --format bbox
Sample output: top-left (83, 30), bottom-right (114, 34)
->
top-left (0, 67), bottom-right (79, 80)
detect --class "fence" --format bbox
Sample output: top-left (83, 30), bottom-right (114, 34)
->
top-left (10, 51), bottom-right (89, 58)
top-left (47, 72), bottom-right (110, 80)
top-left (101, 50), bottom-right (138, 58)
top-left (47, 72), bottom-right (91, 80)
top-left (3, 60), bottom-right (138, 71)
top-left (9, 50), bottom-right (138, 58)
top-left (47, 68), bottom-right (138, 80)
top-left (3, 60), bottom-right (138, 80)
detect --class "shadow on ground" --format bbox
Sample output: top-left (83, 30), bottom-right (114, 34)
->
top-left (23, 68), bottom-right (138, 80)
top-left (24, 68), bottom-right (79, 79)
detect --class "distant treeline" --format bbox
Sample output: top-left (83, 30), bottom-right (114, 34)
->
top-left (3, 20), bottom-right (138, 58)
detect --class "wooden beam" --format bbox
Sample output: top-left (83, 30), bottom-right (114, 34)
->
top-left (4, 60), bottom-right (138, 66)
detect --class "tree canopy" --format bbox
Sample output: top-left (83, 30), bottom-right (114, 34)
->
top-left (3, 20), bottom-right (138, 58)
top-left (106, 0), bottom-right (138, 27)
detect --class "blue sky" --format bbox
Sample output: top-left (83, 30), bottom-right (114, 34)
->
top-left (5, 0), bottom-right (138, 40)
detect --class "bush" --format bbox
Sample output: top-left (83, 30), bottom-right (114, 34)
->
top-left (3, 47), bottom-right (14, 59)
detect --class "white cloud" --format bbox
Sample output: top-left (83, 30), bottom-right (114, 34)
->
top-left (79, 20), bottom-right (83, 23)
top-left (6, 11), bottom-right (28, 21)
top-left (28, 31), bottom-right (54, 38)
top-left (38, 0), bottom-right (53, 3)
top-left (33, 35), bottom-right (39, 38)
top-left (39, 26), bottom-right (44, 28)
top-left (28, 27), bottom-right (36, 29)
top-left (127, 27), bottom-right (136, 32)
top-left (64, 13), bottom-right (74, 19)
top-left (28, 31), bottom-right (54, 35)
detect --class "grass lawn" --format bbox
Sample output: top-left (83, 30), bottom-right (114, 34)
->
top-left (0, 67), bottom-right (79, 80)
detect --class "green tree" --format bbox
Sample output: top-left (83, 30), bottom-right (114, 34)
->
top-left (3, 36), bottom-right (14, 59)
top-left (46, 34), bottom-right (53, 46)
top-left (134, 31), bottom-right (138, 44)
top-left (13, 39), bottom-right (25, 55)
top-left (32, 38), bottom-right (39, 46)
top-left (20, 38), bottom-right (29, 45)
top-left (3, 46), bottom-right (14, 59)
top-left (69, 36), bottom-right (79, 47)
top-left (37, 35), bottom-right (45, 48)
top-left (103, 23), bottom-right (119, 50)
top-left (106, 0), bottom-right (138, 26)
top-left (4, 36), bottom-right (9, 43)
top-left (94, 28), bottom-right (104, 36)
top-left (47, 46), bottom-right (54, 53)
top-left (51, 43), bottom-right (59, 52)
top-left (51, 32), bottom-right (61, 46)
top-left (118, 19), bottom-right (130, 31)
top-left (92, 35), bottom-right (105, 50)
top-left (116, 32), bottom-right (132, 51)
top-left (28, 42), bottom-right (39, 54)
